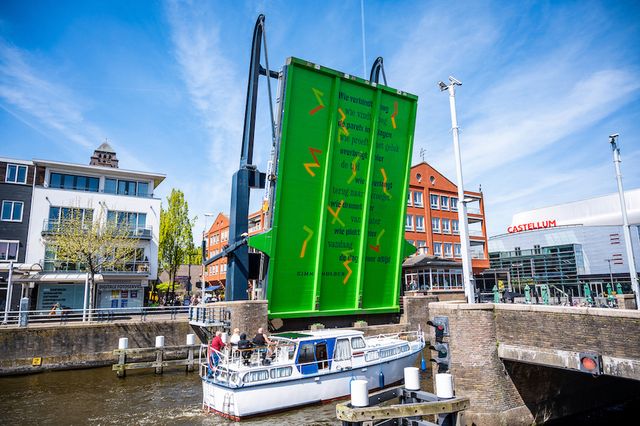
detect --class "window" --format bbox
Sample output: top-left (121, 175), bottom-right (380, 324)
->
top-left (334, 338), bottom-right (351, 361)
top-left (298, 343), bottom-right (315, 364)
top-left (415, 215), bottom-right (425, 232)
top-left (454, 243), bottom-right (462, 257)
top-left (104, 178), bottom-right (117, 194)
top-left (431, 217), bottom-right (440, 233)
top-left (451, 197), bottom-right (458, 211)
top-left (270, 366), bottom-right (293, 379)
top-left (48, 207), bottom-right (93, 227)
top-left (1, 201), bottom-right (23, 222)
top-left (440, 196), bottom-right (449, 210)
top-left (243, 370), bottom-right (269, 383)
top-left (444, 243), bottom-right (453, 258)
top-left (452, 219), bottom-right (459, 234)
top-left (405, 214), bottom-right (413, 231)
top-left (107, 211), bottom-right (147, 230)
top-left (515, 247), bottom-right (522, 256)
top-left (442, 218), bottom-right (450, 233)
top-left (351, 337), bottom-right (366, 349)
top-left (407, 191), bottom-right (412, 206)
top-left (430, 194), bottom-right (439, 209)
top-left (413, 191), bottom-right (423, 207)
top-left (365, 351), bottom-right (379, 362)
top-left (5, 164), bottom-right (28, 184)
top-left (0, 241), bottom-right (19, 261)
top-left (49, 173), bottom-right (99, 192)
top-left (417, 241), bottom-right (427, 254)
top-left (434, 243), bottom-right (442, 256)
top-left (534, 245), bottom-right (541, 255)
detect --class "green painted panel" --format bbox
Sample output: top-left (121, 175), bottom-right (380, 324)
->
top-left (249, 57), bottom-right (418, 318)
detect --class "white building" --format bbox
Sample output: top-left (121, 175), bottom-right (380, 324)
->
top-left (24, 143), bottom-right (165, 310)
top-left (489, 189), bottom-right (640, 296)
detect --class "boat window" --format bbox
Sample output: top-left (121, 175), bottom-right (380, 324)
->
top-left (298, 343), bottom-right (315, 365)
top-left (351, 337), bottom-right (366, 349)
top-left (243, 370), bottom-right (269, 383)
top-left (365, 351), bottom-right (379, 362)
top-left (400, 344), bottom-right (410, 353)
top-left (270, 366), bottom-right (293, 379)
top-left (315, 343), bottom-right (329, 370)
top-left (334, 338), bottom-right (351, 361)
top-left (380, 347), bottom-right (400, 358)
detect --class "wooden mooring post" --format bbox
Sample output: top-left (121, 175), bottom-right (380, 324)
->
top-left (113, 334), bottom-right (201, 378)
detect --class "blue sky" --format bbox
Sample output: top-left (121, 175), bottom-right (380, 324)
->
top-left (1, 0), bottom-right (639, 238)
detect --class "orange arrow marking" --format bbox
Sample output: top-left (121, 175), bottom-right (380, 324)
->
top-left (369, 229), bottom-right (385, 252)
top-left (300, 225), bottom-right (314, 258)
top-left (310, 88), bottom-right (325, 115)
top-left (391, 101), bottom-right (398, 129)
top-left (304, 147), bottom-right (322, 177)
top-left (327, 200), bottom-right (345, 226)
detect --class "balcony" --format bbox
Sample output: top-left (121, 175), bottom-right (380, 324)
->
top-left (102, 260), bottom-right (150, 275)
top-left (41, 259), bottom-right (150, 274)
top-left (470, 252), bottom-right (486, 260)
top-left (42, 220), bottom-right (90, 235)
top-left (468, 228), bottom-right (484, 238)
top-left (42, 220), bottom-right (152, 239)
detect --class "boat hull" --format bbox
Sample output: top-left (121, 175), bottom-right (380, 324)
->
top-left (202, 349), bottom-right (421, 419)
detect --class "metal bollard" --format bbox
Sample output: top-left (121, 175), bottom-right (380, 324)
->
top-left (186, 334), bottom-right (195, 372)
top-left (155, 336), bottom-right (164, 374)
top-left (117, 338), bottom-right (128, 378)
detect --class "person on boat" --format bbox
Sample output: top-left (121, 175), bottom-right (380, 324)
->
top-left (229, 328), bottom-right (241, 346)
top-left (237, 333), bottom-right (253, 365)
top-left (252, 327), bottom-right (272, 361)
top-left (209, 331), bottom-right (225, 366)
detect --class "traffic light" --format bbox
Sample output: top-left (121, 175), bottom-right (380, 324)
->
top-left (427, 320), bottom-right (445, 343)
top-left (578, 352), bottom-right (602, 375)
top-left (429, 343), bottom-right (450, 373)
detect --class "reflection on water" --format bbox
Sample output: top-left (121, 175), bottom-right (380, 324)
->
top-left (0, 352), bottom-right (432, 425)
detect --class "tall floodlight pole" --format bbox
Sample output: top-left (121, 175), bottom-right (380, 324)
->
top-left (439, 76), bottom-right (475, 303)
top-left (609, 134), bottom-right (640, 309)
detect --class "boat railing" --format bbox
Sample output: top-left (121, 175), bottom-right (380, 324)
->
top-left (366, 330), bottom-right (425, 344)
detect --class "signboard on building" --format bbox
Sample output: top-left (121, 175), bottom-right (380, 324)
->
top-left (249, 57), bottom-right (418, 318)
top-left (507, 220), bottom-right (557, 234)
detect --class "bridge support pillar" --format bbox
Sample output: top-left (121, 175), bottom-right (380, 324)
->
top-left (428, 302), bottom-right (534, 426)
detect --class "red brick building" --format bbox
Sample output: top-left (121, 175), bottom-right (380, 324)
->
top-left (203, 209), bottom-right (266, 288)
top-left (405, 162), bottom-right (489, 273)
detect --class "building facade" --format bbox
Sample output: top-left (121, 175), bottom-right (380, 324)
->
top-left (0, 158), bottom-right (37, 310)
top-left (203, 209), bottom-right (266, 292)
top-left (404, 162), bottom-right (489, 273)
top-left (489, 189), bottom-right (640, 297)
top-left (17, 144), bottom-right (165, 310)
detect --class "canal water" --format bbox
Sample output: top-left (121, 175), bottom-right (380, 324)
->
top-left (0, 356), bottom-right (433, 425)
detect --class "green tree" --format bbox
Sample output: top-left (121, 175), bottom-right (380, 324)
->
top-left (159, 189), bottom-right (195, 300)
top-left (42, 208), bottom-right (140, 317)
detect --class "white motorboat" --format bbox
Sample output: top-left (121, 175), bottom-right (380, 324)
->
top-left (200, 328), bottom-right (425, 420)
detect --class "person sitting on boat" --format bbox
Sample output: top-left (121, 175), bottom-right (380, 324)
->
top-left (209, 331), bottom-right (225, 366)
top-left (252, 327), bottom-right (272, 361)
top-left (229, 328), bottom-right (241, 346)
top-left (237, 333), bottom-right (253, 365)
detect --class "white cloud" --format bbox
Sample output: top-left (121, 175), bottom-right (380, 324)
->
top-left (165, 0), bottom-right (247, 234)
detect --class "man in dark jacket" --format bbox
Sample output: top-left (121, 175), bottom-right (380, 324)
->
top-left (237, 333), bottom-right (253, 365)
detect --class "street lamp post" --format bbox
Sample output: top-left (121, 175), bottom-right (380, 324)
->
top-left (201, 213), bottom-right (215, 304)
top-left (439, 76), bottom-right (475, 303)
top-left (609, 134), bottom-right (640, 309)
top-left (605, 258), bottom-right (614, 293)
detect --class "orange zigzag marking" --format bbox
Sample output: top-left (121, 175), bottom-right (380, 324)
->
top-left (304, 147), bottom-right (322, 177)
top-left (310, 88), bottom-right (325, 115)
top-left (381, 168), bottom-right (392, 199)
top-left (342, 249), bottom-right (354, 285)
top-left (391, 101), bottom-right (398, 129)
top-left (300, 225), bottom-right (314, 258)
top-left (327, 200), bottom-right (345, 226)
